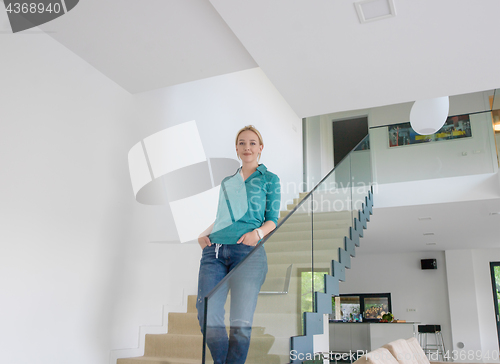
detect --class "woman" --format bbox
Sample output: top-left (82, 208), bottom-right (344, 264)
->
top-left (196, 125), bottom-right (281, 364)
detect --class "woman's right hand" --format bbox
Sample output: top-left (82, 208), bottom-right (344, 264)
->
top-left (198, 236), bottom-right (212, 250)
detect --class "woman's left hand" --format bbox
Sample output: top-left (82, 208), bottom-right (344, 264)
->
top-left (237, 230), bottom-right (260, 246)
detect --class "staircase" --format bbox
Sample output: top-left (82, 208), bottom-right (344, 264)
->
top-left (118, 135), bottom-right (373, 364)
top-left (117, 294), bottom-right (281, 364)
top-left (287, 189), bottom-right (373, 363)
top-left (117, 295), bottom-right (203, 364)
top-left (251, 187), bottom-right (373, 363)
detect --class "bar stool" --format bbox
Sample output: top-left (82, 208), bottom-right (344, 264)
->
top-left (418, 325), bottom-right (447, 361)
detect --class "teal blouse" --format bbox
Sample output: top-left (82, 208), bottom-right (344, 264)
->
top-left (209, 164), bottom-right (281, 245)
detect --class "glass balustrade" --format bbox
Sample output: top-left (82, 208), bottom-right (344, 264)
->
top-left (202, 135), bottom-right (373, 363)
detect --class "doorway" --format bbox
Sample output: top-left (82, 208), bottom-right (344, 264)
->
top-left (490, 262), bottom-right (500, 349)
top-left (332, 116), bottom-right (368, 166)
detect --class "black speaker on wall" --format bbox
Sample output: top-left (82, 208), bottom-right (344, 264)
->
top-left (421, 259), bottom-right (437, 270)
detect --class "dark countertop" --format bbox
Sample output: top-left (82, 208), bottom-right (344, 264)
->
top-left (329, 321), bottom-right (419, 324)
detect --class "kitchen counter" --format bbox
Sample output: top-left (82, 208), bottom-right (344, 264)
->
top-left (329, 322), bottom-right (417, 352)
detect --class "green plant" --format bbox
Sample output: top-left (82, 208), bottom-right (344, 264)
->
top-left (382, 312), bottom-right (394, 322)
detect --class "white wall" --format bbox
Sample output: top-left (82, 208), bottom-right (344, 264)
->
top-left (496, 133), bottom-right (500, 162)
top-left (113, 68), bottom-right (303, 358)
top-left (368, 91), bottom-right (492, 129)
top-left (369, 92), bottom-right (497, 184)
top-left (341, 251), bottom-right (453, 353)
top-left (445, 250), bottom-right (483, 358)
top-left (343, 248), bottom-right (500, 362)
top-left (446, 249), bottom-right (500, 362)
top-left (304, 115), bottom-right (322, 190)
top-left (303, 91), bottom-right (497, 197)
top-left (303, 91), bottom-right (497, 188)
top-left (131, 67), bottom-right (303, 211)
top-left (0, 29), bottom-right (140, 364)
top-left (113, 66), bottom-right (303, 358)
top-left (370, 111), bottom-right (497, 184)
top-left (0, 30), bottom-right (302, 364)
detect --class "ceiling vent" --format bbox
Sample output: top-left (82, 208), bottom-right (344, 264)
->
top-left (355, 0), bottom-right (397, 24)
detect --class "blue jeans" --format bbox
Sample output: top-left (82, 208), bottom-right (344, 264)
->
top-left (196, 243), bottom-right (268, 364)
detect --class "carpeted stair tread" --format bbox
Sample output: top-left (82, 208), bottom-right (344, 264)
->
top-left (168, 312), bottom-right (200, 335)
top-left (117, 356), bottom-right (201, 364)
top-left (265, 237), bottom-right (345, 253)
top-left (187, 295), bottom-right (197, 313)
top-left (144, 334), bottom-right (203, 359)
top-left (266, 248), bottom-right (342, 264)
top-left (273, 219), bottom-right (350, 232)
top-left (141, 331), bottom-right (276, 360)
top-left (118, 356), bottom-right (280, 364)
top-left (270, 228), bottom-right (349, 241)
top-left (279, 210), bottom-right (352, 221)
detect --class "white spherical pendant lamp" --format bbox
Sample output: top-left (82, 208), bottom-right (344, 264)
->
top-left (409, 96), bottom-right (450, 135)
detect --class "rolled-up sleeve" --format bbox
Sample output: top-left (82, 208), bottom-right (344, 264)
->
top-left (264, 174), bottom-right (281, 226)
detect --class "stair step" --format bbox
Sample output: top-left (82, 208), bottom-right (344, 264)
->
top-left (187, 295), bottom-right (197, 313)
top-left (286, 194), bottom-right (353, 210)
top-left (267, 249), bottom-right (342, 265)
top-left (272, 228), bottom-right (348, 242)
top-left (117, 357), bottom-right (200, 364)
top-left (274, 219), bottom-right (350, 232)
top-left (167, 312), bottom-right (200, 335)
top-left (117, 355), bottom-right (281, 364)
top-left (281, 206), bottom-right (353, 215)
top-left (264, 235), bottom-right (347, 252)
top-left (144, 334), bottom-right (203, 359)
top-left (264, 262), bottom-right (327, 280)
top-left (279, 210), bottom-right (352, 222)
top-left (266, 237), bottom-right (344, 255)
top-left (140, 331), bottom-right (277, 360)
top-left (253, 313), bottom-right (304, 336)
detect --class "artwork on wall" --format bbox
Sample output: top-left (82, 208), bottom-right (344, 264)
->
top-left (388, 114), bottom-right (472, 148)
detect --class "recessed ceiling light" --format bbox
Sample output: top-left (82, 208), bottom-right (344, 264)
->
top-left (418, 217), bottom-right (432, 221)
top-left (489, 212), bottom-right (500, 216)
top-left (426, 242), bottom-right (437, 246)
top-left (423, 233), bottom-right (435, 236)
top-left (354, 0), bottom-right (397, 24)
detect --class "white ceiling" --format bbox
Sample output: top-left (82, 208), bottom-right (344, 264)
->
top-left (359, 198), bottom-right (500, 255)
top-left (34, 0), bottom-right (500, 117)
top-left (210, 0), bottom-right (500, 117)
top-left (22, 0), bottom-right (500, 253)
top-left (38, 0), bottom-right (257, 93)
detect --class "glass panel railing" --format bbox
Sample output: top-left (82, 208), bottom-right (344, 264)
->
top-left (203, 196), bottom-right (313, 363)
top-left (491, 93), bottom-right (500, 166)
top-left (492, 89), bottom-right (500, 111)
top-left (257, 195), bottom-right (313, 362)
top-left (312, 153), bottom-right (352, 278)
top-left (202, 134), bottom-right (373, 364)
top-left (351, 135), bottom-right (372, 212)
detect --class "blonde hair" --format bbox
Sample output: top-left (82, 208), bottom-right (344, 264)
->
top-left (235, 125), bottom-right (264, 147)
top-left (235, 125), bottom-right (264, 162)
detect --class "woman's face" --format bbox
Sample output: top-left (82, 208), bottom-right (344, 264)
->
top-left (236, 130), bottom-right (263, 164)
